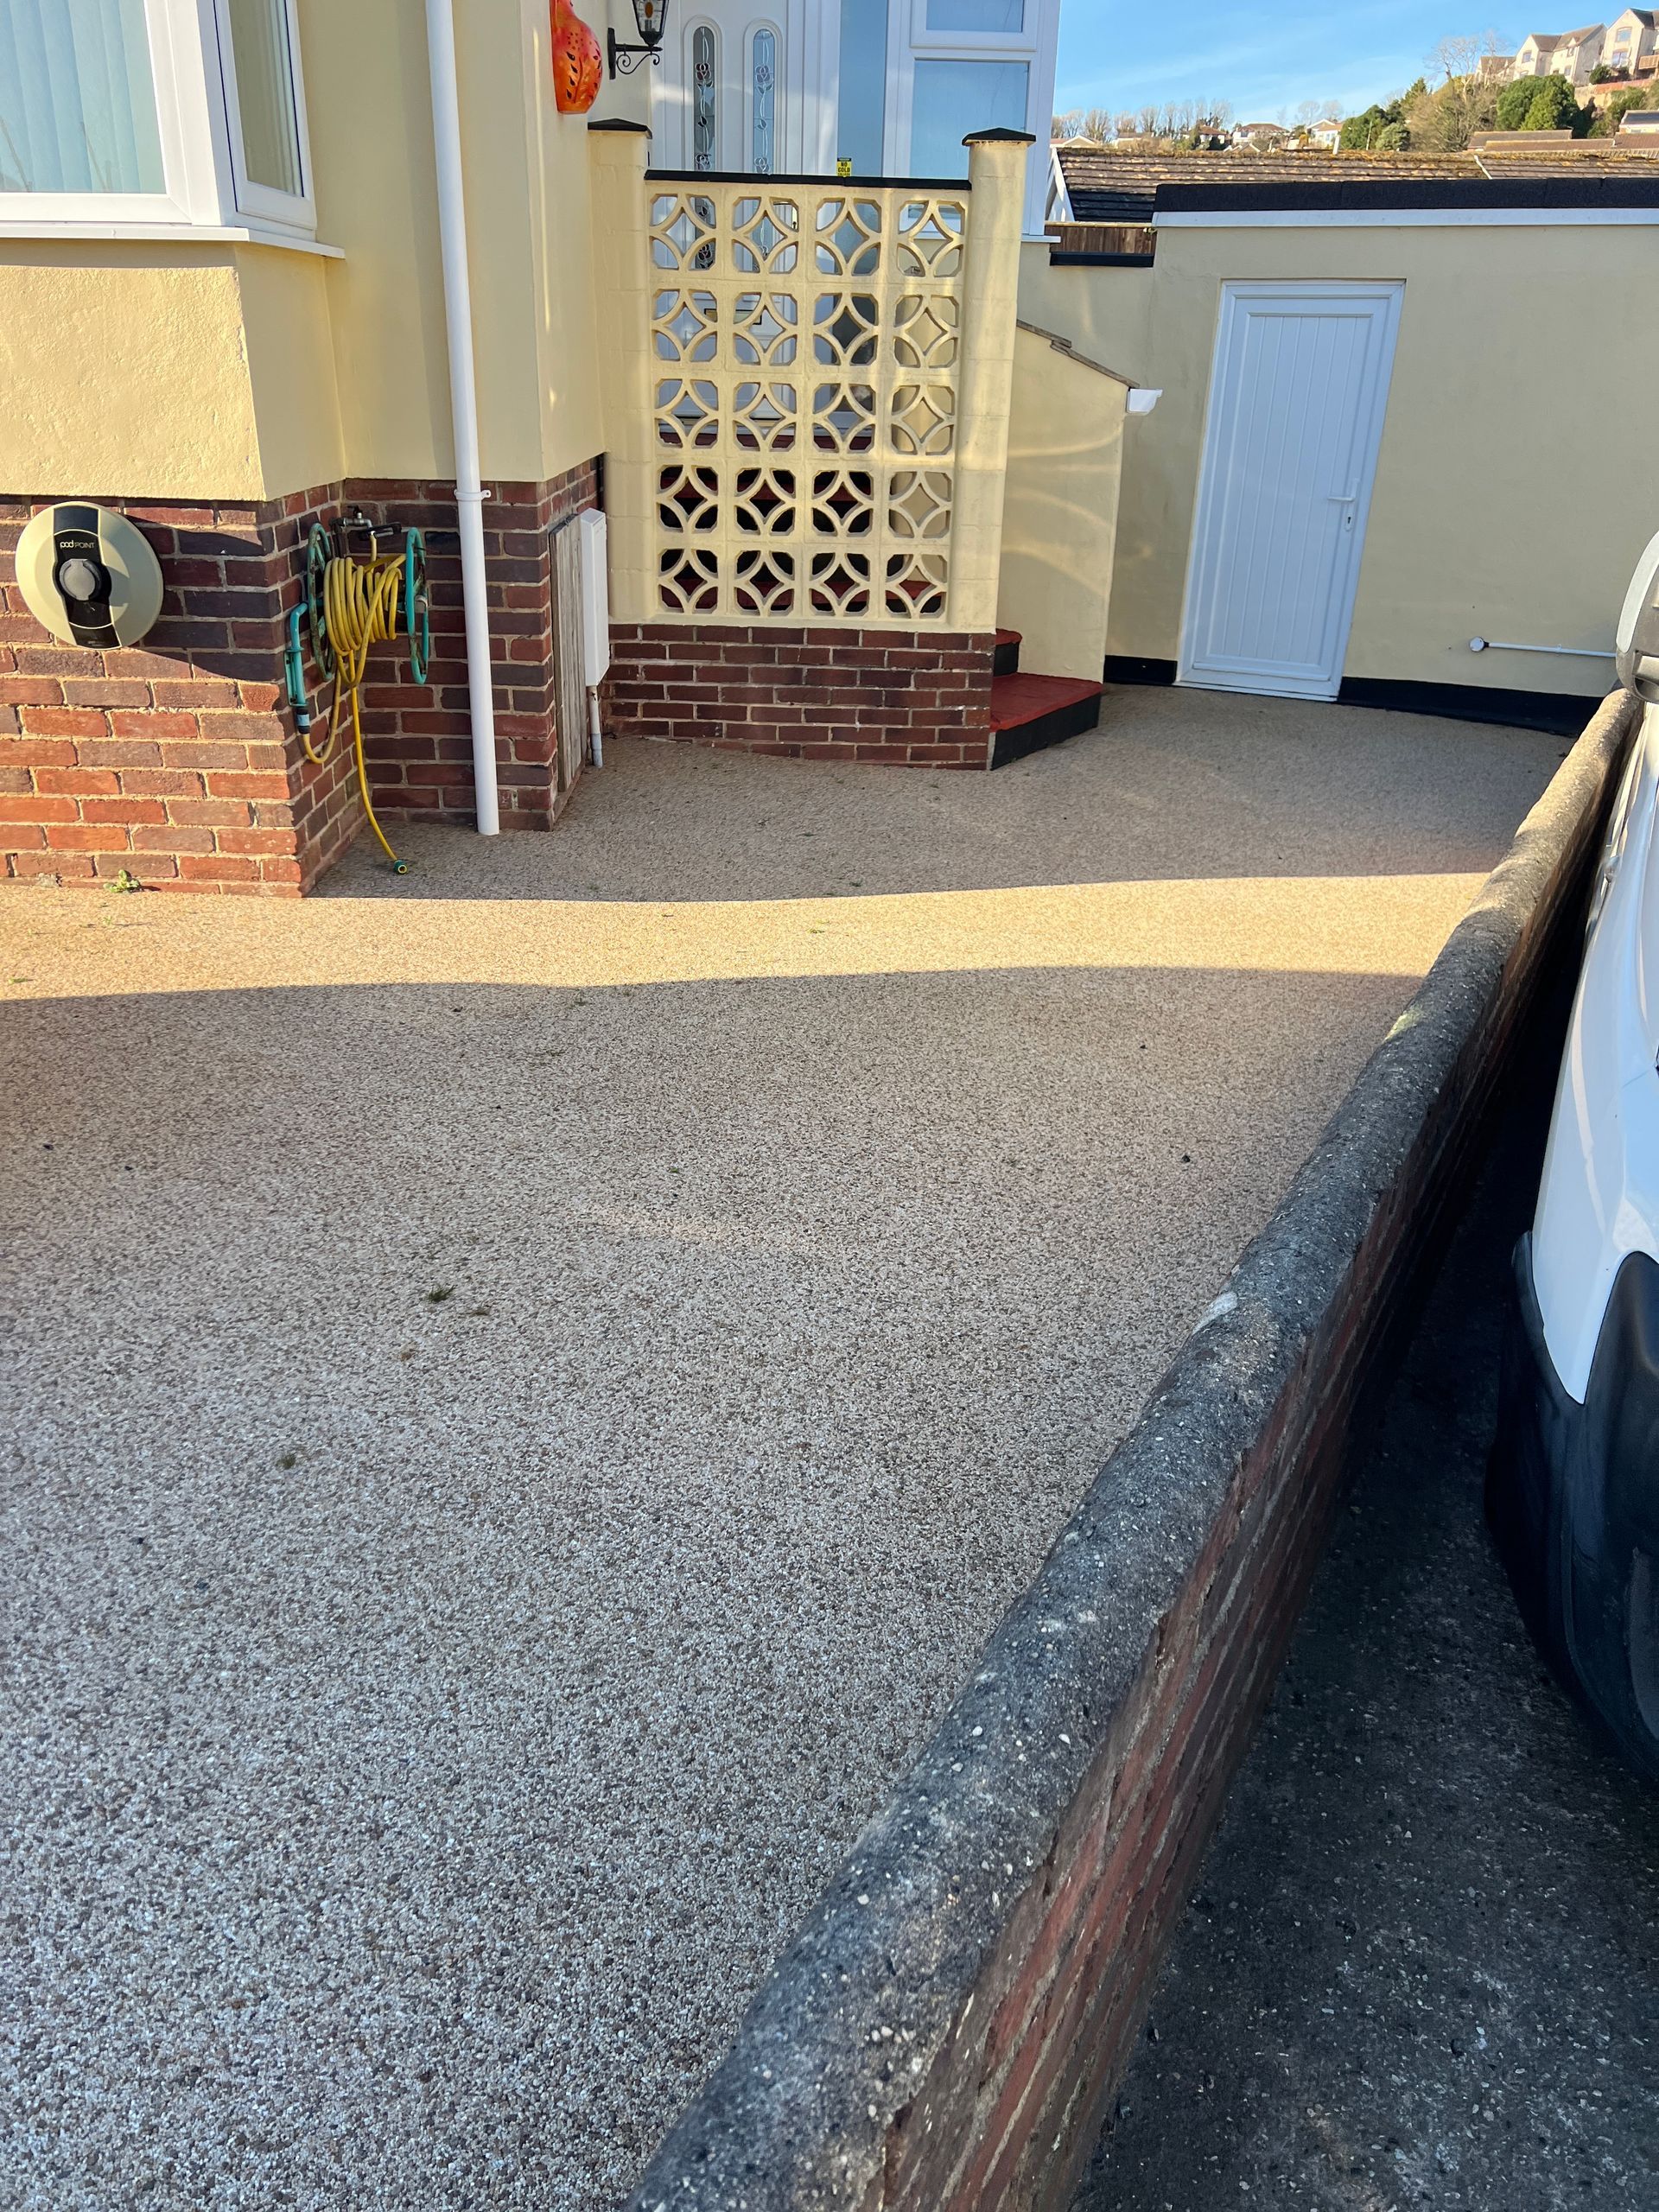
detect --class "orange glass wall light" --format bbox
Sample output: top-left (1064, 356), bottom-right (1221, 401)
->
top-left (551, 0), bottom-right (603, 111)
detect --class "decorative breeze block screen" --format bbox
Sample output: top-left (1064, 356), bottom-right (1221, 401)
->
top-left (650, 186), bottom-right (969, 625)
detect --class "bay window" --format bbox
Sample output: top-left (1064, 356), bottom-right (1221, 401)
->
top-left (0, 0), bottom-right (315, 240)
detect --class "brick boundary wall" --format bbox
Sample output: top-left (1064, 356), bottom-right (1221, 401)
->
top-left (602, 624), bottom-right (997, 766)
top-left (0, 461), bottom-right (599, 895)
top-left (627, 685), bottom-right (1643, 2212)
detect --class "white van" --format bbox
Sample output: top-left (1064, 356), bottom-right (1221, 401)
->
top-left (1488, 532), bottom-right (1659, 1783)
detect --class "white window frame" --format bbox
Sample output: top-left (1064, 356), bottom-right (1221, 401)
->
top-left (887, 0), bottom-right (1056, 234)
top-left (0, 0), bottom-right (315, 242)
top-left (890, 0), bottom-right (1042, 174)
top-left (211, 0), bottom-right (315, 234)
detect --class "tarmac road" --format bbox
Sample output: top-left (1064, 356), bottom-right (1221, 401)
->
top-left (1074, 1014), bottom-right (1659, 2212)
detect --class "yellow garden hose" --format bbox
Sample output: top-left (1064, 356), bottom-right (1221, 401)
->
top-left (300, 550), bottom-right (410, 872)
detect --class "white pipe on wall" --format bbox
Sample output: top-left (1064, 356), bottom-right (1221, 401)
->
top-left (424, 0), bottom-right (500, 836)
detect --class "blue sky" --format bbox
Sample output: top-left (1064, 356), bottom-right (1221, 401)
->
top-left (1055, 3), bottom-right (1520, 125)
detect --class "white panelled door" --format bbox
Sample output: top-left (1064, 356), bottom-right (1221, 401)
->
top-left (1179, 282), bottom-right (1402, 701)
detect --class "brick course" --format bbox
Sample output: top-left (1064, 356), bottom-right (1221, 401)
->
top-left (603, 622), bottom-right (998, 768)
top-left (0, 461), bottom-right (599, 894)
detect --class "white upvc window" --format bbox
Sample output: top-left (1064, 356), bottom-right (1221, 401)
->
top-left (0, 0), bottom-right (315, 240)
top-left (885, 0), bottom-right (1056, 234)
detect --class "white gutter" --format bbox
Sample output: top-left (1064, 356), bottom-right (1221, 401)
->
top-left (423, 0), bottom-right (499, 836)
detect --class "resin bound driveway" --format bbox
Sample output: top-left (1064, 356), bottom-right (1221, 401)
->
top-left (0, 688), bottom-right (1567, 2210)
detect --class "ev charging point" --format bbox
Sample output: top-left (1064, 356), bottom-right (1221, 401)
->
top-left (14, 503), bottom-right (165, 651)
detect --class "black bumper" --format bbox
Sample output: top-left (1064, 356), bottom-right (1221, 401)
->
top-left (1488, 1233), bottom-right (1659, 1783)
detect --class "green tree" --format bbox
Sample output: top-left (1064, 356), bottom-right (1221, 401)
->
top-left (1497, 71), bottom-right (1590, 132)
top-left (1592, 83), bottom-right (1658, 133)
top-left (1340, 103), bottom-right (1395, 148)
top-left (1376, 121), bottom-right (1412, 149)
top-left (1535, 73), bottom-right (1591, 131)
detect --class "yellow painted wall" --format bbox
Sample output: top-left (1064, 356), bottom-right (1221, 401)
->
top-left (998, 325), bottom-right (1127, 680)
top-left (0, 0), bottom-right (604, 502)
top-left (237, 245), bottom-right (345, 495)
top-left (299, 0), bottom-right (604, 487)
top-left (0, 249), bottom-right (264, 500)
top-left (1018, 226), bottom-right (1659, 697)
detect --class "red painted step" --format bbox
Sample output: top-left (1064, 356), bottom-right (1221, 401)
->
top-left (988, 671), bottom-right (1103, 767)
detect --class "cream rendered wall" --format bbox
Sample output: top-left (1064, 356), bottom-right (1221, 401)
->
top-left (0, 3), bottom-right (606, 506)
top-left (997, 325), bottom-right (1126, 681)
top-left (1017, 226), bottom-right (1659, 698)
top-left (236, 245), bottom-right (346, 496)
top-left (0, 249), bottom-right (265, 500)
top-left (298, 0), bottom-right (604, 489)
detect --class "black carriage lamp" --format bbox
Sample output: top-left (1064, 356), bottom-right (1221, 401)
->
top-left (608, 0), bottom-right (669, 74)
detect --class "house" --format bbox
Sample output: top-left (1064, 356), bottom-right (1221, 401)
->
top-left (1039, 140), bottom-right (1659, 718)
top-left (1478, 53), bottom-right (1517, 79)
top-left (594, 0), bottom-right (1063, 238)
top-left (1618, 104), bottom-right (1659, 125)
top-left (1604, 7), bottom-right (1659, 72)
top-left (1306, 119), bottom-right (1343, 149)
top-left (0, 0), bottom-right (1098, 898)
top-left (1231, 120), bottom-right (1288, 149)
top-left (4, 6), bottom-right (1657, 904)
top-left (1513, 24), bottom-right (1607, 82)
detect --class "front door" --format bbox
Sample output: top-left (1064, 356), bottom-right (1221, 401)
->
top-left (655, 4), bottom-right (828, 175)
top-left (1179, 282), bottom-right (1402, 701)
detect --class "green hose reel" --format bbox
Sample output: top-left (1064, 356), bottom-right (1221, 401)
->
top-left (285, 519), bottom-right (431, 729)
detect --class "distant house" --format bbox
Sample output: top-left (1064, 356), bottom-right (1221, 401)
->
top-left (1232, 120), bottom-right (1288, 148)
top-left (1513, 24), bottom-right (1607, 83)
top-left (1306, 118), bottom-right (1343, 149)
top-left (1478, 54), bottom-right (1516, 79)
top-left (1617, 105), bottom-right (1659, 126)
top-left (1605, 8), bottom-right (1659, 71)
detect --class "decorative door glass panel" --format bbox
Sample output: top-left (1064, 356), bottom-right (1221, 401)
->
top-left (692, 24), bottom-right (717, 171)
top-left (909, 58), bottom-right (1028, 177)
top-left (750, 27), bottom-right (775, 175)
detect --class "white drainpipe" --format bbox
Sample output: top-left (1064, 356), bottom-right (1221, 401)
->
top-left (424, 0), bottom-right (500, 836)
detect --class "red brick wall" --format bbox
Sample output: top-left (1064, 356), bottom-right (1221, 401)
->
top-left (0, 461), bottom-right (600, 894)
top-left (0, 490), bottom-right (346, 894)
top-left (353, 461), bottom-right (600, 830)
top-left (604, 623), bottom-right (997, 767)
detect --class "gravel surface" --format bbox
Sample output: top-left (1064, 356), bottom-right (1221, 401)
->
top-left (0, 691), bottom-right (1565, 2209)
top-left (1072, 999), bottom-right (1659, 2212)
